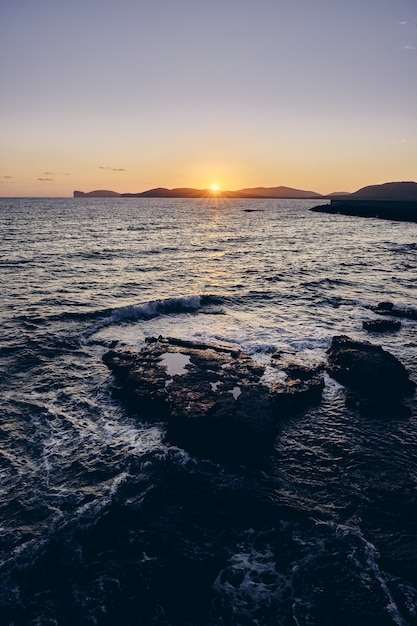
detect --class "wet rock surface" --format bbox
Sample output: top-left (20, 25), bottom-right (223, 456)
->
top-left (326, 335), bottom-right (416, 415)
top-left (103, 337), bottom-right (324, 462)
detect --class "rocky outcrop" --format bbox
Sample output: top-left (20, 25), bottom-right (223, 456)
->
top-left (103, 337), bottom-right (324, 462)
top-left (326, 335), bottom-right (415, 415)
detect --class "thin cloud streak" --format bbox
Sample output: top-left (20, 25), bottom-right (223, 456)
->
top-left (99, 166), bottom-right (127, 172)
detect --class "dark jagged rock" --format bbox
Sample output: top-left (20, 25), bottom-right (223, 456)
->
top-left (362, 319), bottom-right (402, 333)
top-left (103, 337), bottom-right (324, 462)
top-left (326, 335), bottom-right (415, 416)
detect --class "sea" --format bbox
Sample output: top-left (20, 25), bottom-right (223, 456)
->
top-left (0, 197), bottom-right (416, 626)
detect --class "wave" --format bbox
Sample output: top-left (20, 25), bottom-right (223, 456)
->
top-left (0, 257), bottom-right (34, 267)
top-left (10, 295), bottom-right (229, 346)
top-left (104, 295), bottom-right (202, 324)
top-left (84, 294), bottom-right (224, 338)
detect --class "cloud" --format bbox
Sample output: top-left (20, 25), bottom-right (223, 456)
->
top-left (398, 20), bottom-right (408, 26)
top-left (43, 171), bottom-right (71, 176)
top-left (389, 136), bottom-right (417, 146)
top-left (403, 44), bottom-right (416, 50)
top-left (99, 166), bottom-right (127, 171)
top-left (3, 175), bottom-right (13, 179)
top-left (38, 177), bottom-right (54, 182)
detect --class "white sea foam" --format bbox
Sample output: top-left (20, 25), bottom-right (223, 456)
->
top-left (212, 542), bottom-right (294, 625)
top-left (336, 522), bottom-right (409, 626)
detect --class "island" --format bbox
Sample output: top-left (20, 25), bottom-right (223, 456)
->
top-left (311, 181), bottom-right (417, 222)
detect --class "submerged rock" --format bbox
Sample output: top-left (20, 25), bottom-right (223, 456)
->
top-left (103, 337), bottom-right (324, 462)
top-left (326, 335), bottom-right (415, 415)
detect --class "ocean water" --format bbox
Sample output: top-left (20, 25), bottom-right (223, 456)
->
top-left (0, 197), bottom-right (416, 626)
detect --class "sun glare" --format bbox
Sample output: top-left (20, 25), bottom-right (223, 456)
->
top-left (211, 183), bottom-right (219, 192)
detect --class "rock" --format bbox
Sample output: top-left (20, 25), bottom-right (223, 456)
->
top-left (270, 363), bottom-right (324, 414)
top-left (370, 302), bottom-right (417, 321)
top-left (326, 335), bottom-right (415, 415)
top-left (345, 393), bottom-right (412, 417)
top-left (362, 319), bottom-right (402, 333)
top-left (103, 337), bottom-right (324, 462)
top-left (374, 301), bottom-right (394, 312)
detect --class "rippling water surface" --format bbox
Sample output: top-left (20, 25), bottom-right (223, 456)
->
top-left (0, 197), bottom-right (416, 625)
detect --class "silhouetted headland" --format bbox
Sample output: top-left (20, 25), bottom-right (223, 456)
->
top-left (311, 181), bottom-right (417, 223)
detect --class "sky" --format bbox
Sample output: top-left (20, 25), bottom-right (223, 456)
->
top-left (1, 0), bottom-right (416, 197)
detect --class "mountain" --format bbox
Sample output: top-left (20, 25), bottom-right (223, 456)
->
top-left (72, 182), bottom-right (417, 202)
top-left (74, 186), bottom-right (324, 199)
top-left (121, 188), bottom-right (216, 198)
top-left (347, 181), bottom-right (417, 201)
top-left (74, 190), bottom-right (121, 198)
top-left (326, 191), bottom-right (351, 197)
top-left (236, 186), bottom-right (322, 199)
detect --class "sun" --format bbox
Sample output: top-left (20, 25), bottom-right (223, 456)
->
top-left (210, 183), bottom-right (219, 192)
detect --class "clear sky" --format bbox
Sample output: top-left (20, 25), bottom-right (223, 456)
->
top-left (1, 0), bottom-right (416, 197)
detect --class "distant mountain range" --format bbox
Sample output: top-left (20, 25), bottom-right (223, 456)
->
top-left (73, 186), bottom-right (325, 199)
top-left (73, 181), bottom-right (417, 201)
